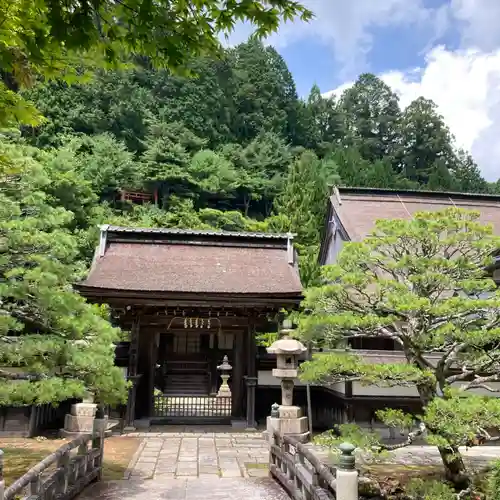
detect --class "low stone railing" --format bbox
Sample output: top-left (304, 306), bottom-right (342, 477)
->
top-left (0, 415), bottom-right (106, 500)
top-left (269, 430), bottom-right (358, 500)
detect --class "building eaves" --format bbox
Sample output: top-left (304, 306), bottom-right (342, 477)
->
top-left (106, 226), bottom-right (294, 241)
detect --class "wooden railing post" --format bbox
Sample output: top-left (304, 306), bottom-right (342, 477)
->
top-left (4, 432), bottom-right (108, 500)
top-left (27, 475), bottom-right (42, 497)
top-left (57, 450), bottom-right (71, 495)
top-left (335, 443), bottom-right (358, 500)
top-left (92, 406), bottom-right (107, 481)
top-left (0, 449), bottom-right (4, 500)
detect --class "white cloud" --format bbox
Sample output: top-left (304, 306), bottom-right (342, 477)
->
top-left (450, 0), bottom-right (500, 51)
top-left (224, 0), bottom-right (442, 78)
top-left (325, 46), bottom-right (500, 181)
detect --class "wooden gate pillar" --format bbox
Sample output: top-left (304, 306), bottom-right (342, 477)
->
top-left (231, 331), bottom-right (244, 420)
top-left (124, 317), bottom-right (140, 430)
top-left (245, 317), bottom-right (258, 428)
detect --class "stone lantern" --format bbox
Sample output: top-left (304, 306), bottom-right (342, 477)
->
top-left (266, 321), bottom-right (309, 442)
top-left (216, 355), bottom-right (232, 398)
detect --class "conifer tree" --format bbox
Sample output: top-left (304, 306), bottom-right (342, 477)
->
top-left (0, 141), bottom-right (127, 405)
top-left (298, 208), bottom-right (500, 486)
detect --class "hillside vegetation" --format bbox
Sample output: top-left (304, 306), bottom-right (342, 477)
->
top-left (3, 40), bottom-right (494, 289)
top-left (0, 12), bottom-right (498, 406)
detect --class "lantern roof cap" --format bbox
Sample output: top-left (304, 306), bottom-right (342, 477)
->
top-left (267, 338), bottom-right (307, 355)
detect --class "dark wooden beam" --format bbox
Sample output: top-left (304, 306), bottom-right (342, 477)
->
top-left (77, 287), bottom-right (303, 310)
top-left (121, 327), bottom-right (251, 335)
top-left (231, 331), bottom-right (244, 420)
top-left (117, 315), bottom-right (256, 327)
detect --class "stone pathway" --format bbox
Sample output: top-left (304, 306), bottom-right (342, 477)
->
top-left (78, 429), bottom-right (500, 499)
top-left (79, 431), bottom-right (285, 500)
top-left (78, 476), bottom-right (288, 500)
top-left (124, 432), bottom-right (269, 479)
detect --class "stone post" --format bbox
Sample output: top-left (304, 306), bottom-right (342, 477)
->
top-left (0, 449), bottom-right (4, 500)
top-left (335, 443), bottom-right (358, 500)
top-left (61, 391), bottom-right (98, 438)
top-left (92, 406), bottom-right (107, 482)
top-left (271, 402), bottom-right (279, 418)
top-left (217, 355), bottom-right (232, 398)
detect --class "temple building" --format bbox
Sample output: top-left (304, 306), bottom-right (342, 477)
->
top-left (76, 226), bottom-right (303, 429)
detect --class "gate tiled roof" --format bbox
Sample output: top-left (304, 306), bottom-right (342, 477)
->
top-left (79, 227), bottom-right (302, 297)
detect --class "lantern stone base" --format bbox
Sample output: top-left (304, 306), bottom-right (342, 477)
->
top-left (266, 405), bottom-right (310, 443)
top-left (60, 403), bottom-right (99, 437)
top-left (216, 384), bottom-right (232, 398)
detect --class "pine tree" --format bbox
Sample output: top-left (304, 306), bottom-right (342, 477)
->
top-left (298, 208), bottom-right (500, 487)
top-left (396, 97), bottom-right (457, 186)
top-left (0, 140), bottom-right (127, 405)
top-left (275, 150), bottom-right (335, 285)
top-left (339, 73), bottom-right (401, 164)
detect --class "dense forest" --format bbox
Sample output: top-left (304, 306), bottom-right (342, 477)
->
top-left (0, 0), bottom-right (498, 406)
top-left (4, 39), bottom-right (499, 288)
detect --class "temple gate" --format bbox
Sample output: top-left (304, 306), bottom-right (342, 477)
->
top-left (77, 226), bottom-right (303, 428)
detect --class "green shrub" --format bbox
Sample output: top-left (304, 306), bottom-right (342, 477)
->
top-left (488, 459), bottom-right (500, 500)
top-left (405, 478), bottom-right (456, 500)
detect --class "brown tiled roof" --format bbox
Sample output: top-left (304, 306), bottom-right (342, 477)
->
top-left (81, 239), bottom-right (302, 296)
top-left (331, 187), bottom-right (500, 241)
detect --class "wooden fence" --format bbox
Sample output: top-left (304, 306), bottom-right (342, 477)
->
top-left (0, 401), bottom-right (76, 438)
top-left (0, 415), bottom-right (107, 500)
top-left (269, 430), bottom-right (358, 500)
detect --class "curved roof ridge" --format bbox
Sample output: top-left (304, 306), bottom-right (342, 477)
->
top-left (105, 225), bottom-right (295, 240)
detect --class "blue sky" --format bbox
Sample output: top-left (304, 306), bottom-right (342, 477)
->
top-left (280, 0), bottom-right (457, 97)
top-left (227, 0), bottom-right (500, 181)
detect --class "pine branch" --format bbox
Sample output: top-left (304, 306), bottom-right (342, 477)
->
top-left (377, 422), bottom-right (427, 451)
top-left (0, 368), bottom-right (47, 381)
top-left (459, 375), bottom-right (500, 392)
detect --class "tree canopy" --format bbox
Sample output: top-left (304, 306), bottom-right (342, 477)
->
top-left (297, 208), bottom-right (500, 486)
top-left (1, 27), bottom-right (500, 408)
top-left (0, 141), bottom-right (127, 405)
top-left (0, 0), bottom-right (312, 127)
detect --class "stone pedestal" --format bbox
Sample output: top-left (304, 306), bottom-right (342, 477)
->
top-left (61, 402), bottom-right (99, 437)
top-left (217, 373), bottom-right (232, 398)
top-left (266, 405), bottom-right (310, 443)
top-left (133, 418), bottom-right (151, 430)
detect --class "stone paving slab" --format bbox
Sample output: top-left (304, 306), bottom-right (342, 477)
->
top-left (124, 433), bottom-right (269, 480)
top-left (79, 477), bottom-right (288, 500)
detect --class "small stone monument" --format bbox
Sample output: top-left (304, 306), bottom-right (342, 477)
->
top-left (217, 355), bottom-right (232, 398)
top-left (61, 391), bottom-right (106, 437)
top-left (266, 321), bottom-right (309, 442)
